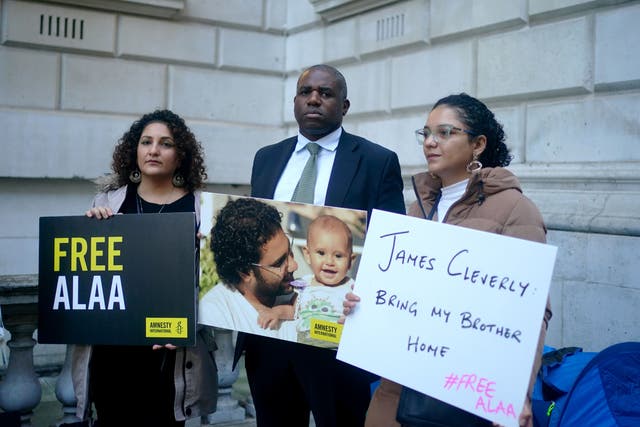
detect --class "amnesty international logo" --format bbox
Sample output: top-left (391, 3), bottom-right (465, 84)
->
top-left (145, 317), bottom-right (188, 338)
top-left (309, 319), bottom-right (343, 344)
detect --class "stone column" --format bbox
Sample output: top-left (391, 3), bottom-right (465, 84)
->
top-left (202, 327), bottom-right (245, 425)
top-left (54, 345), bottom-right (80, 425)
top-left (0, 275), bottom-right (41, 426)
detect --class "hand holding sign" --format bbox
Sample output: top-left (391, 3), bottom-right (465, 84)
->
top-left (85, 206), bottom-right (115, 219)
top-left (338, 291), bottom-right (360, 324)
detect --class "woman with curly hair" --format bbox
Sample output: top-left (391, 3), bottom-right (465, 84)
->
top-left (106, 109), bottom-right (207, 194)
top-left (343, 94), bottom-right (552, 427)
top-left (71, 109), bottom-right (217, 426)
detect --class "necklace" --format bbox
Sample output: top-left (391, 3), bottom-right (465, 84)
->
top-left (136, 193), bottom-right (168, 214)
top-left (136, 185), bottom-right (182, 214)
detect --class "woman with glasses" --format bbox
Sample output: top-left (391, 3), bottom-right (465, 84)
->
top-left (361, 93), bottom-right (552, 427)
top-left (71, 110), bottom-right (218, 426)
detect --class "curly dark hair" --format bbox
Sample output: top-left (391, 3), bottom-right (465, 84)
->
top-left (211, 198), bottom-right (283, 286)
top-left (111, 109), bottom-right (207, 192)
top-left (433, 93), bottom-right (512, 167)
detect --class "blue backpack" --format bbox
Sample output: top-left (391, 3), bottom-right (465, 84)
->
top-left (532, 342), bottom-right (640, 427)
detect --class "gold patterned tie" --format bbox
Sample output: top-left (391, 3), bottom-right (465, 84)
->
top-left (291, 142), bottom-right (320, 204)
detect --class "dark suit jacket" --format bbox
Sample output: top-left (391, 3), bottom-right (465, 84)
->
top-left (250, 129), bottom-right (406, 216)
top-left (233, 129), bottom-right (406, 369)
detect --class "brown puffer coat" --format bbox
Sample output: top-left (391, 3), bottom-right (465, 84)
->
top-left (366, 167), bottom-right (553, 427)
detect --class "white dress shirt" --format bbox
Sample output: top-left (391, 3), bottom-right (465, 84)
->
top-left (273, 127), bottom-right (342, 204)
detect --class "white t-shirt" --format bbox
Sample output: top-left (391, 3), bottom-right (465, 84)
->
top-left (295, 274), bottom-right (353, 332)
top-left (198, 283), bottom-right (296, 341)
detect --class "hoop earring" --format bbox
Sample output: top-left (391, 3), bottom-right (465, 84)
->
top-left (466, 155), bottom-right (482, 174)
top-left (129, 169), bottom-right (142, 183)
top-left (172, 173), bottom-right (185, 187)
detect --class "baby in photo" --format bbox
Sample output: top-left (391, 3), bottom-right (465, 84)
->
top-left (259, 215), bottom-right (356, 347)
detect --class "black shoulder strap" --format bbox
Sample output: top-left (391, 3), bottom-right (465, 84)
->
top-left (427, 191), bottom-right (441, 220)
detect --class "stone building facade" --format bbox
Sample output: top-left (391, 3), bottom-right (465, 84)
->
top-left (1, 0), bottom-right (639, 362)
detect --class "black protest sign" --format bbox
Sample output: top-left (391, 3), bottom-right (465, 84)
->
top-left (38, 212), bottom-right (196, 346)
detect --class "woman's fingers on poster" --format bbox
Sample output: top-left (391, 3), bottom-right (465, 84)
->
top-left (86, 206), bottom-right (114, 219)
top-left (152, 344), bottom-right (177, 350)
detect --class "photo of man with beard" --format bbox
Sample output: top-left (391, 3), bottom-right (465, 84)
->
top-left (198, 197), bottom-right (298, 340)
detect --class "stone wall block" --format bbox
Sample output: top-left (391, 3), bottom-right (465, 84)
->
top-left (0, 180), bottom-right (95, 237)
top-left (285, 27), bottom-right (324, 72)
top-left (525, 94), bottom-right (640, 163)
top-left (390, 41), bottom-right (474, 110)
top-left (170, 66), bottom-right (283, 125)
top-left (0, 239), bottom-right (38, 275)
top-left (265, 0), bottom-right (287, 31)
top-left (529, 0), bottom-right (632, 19)
top-left (192, 123), bottom-right (286, 184)
top-left (595, 3), bottom-right (640, 89)
top-left (477, 17), bottom-right (592, 100)
top-left (547, 230), bottom-right (589, 281)
top-left (491, 105), bottom-right (524, 163)
top-left (544, 277), bottom-right (564, 348)
top-left (340, 60), bottom-right (390, 115)
top-left (181, 0), bottom-right (263, 28)
top-left (118, 16), bottom-right (216, 65)
top-left (0, 46), bottom-right (59, 109)
top-left (357, 0), bottom-right (429, 56)
top-left (285, 124), bottom-right (298, 137)
top-left (527, 190), bottom-right (615, 234)
top-left (350, 112), bottom-right (427, 168)
top-left (62, 55), bottom-right (166, 114)
top-left (586, 233), bottom-right (640, 288)
top-left (324, 19), bottom-right (358, 63)
top-left (219, 28), bottom-right (284, 73)
top-left (282, 73), bottom-right (298, 125)
top-left (563, 280), bottom-right (640, 351)
top-left (520, 164), bottom-right (640, 234)
top-left (589, 192), bottom-right (640, 235)
top-left (2, 0), bottom-right (115, 54)
top-left (285, 0), bottom-right (319, 31)
top-left (430, 0), bottom-right (527, 40)
top-left (0, 179), bottom-right (95, 274)
top-left (0, 110), bottom-right (132, 179)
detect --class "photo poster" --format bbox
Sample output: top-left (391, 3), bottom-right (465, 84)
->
top-left (337, 209), bottom-right (557, 427)
top-left (198, 192), bottom-right (367, 349)
top-left (38, 213), bottom-right (197, 346)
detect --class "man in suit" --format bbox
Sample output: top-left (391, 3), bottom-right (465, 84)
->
top-left (237, 64), bottom-right (405, 427)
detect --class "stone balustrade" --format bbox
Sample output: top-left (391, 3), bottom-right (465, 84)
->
top-left (0, 274), bottom-right (41, 425)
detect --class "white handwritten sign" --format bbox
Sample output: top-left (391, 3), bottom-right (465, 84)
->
top-left (337, 209), bottom-right (557, 427)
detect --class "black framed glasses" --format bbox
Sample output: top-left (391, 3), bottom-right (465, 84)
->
top-left (415, 125), bottom-right (477, 145)
top-left (250, 234), bottom-right (294, 278)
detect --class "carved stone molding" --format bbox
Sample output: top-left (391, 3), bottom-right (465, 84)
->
top-left (38, 0), bottom-right (185, 18)
top-left (403, 162), bottom-right (640, 236)
top-left (309, 0), bottom-right (402, 22)
top-left (509, 163), bottom-right (640, 236)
